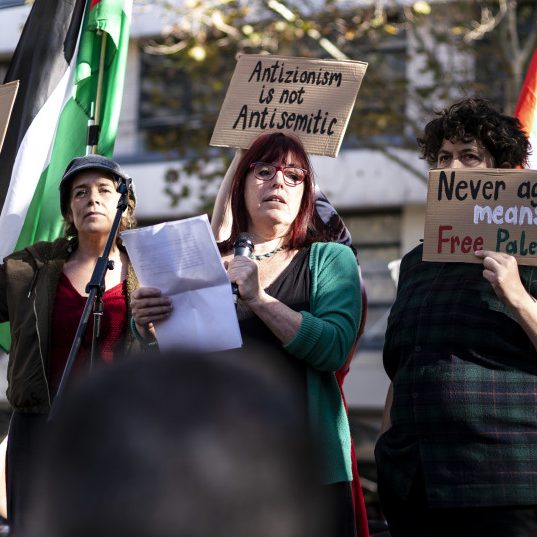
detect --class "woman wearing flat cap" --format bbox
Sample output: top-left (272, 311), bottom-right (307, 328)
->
top-left (0, 154), bottom-right (138, 529)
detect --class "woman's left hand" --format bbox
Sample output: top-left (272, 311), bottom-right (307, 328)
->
top-left (475, 249), bottom-right (537, 351)
top-left (226, 256), bottom-right (264, 304)
top-left (474, 250), bottom-right (527, 308)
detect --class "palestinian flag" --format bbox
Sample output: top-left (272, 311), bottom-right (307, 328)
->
top-left (514, 47), bottom-right (537, 169)
top-left (0, 0), bottom-right (132, 351)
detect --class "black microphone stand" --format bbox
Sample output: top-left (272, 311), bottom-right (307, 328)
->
top-left (49, 177), bottom-right (131, 422)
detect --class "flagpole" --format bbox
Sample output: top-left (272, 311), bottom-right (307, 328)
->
top-left (85, 102), bottom-right (96, 155)
top-left (85, 30), bottom-right (109, 369)
top-left (88, 31), bottom-right (108, 154)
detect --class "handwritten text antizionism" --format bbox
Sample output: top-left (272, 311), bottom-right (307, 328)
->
top-left (232, 60), bottom-right (342, 135)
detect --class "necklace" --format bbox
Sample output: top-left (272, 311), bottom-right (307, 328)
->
top-left (249, 246), bottom-right (285, 261)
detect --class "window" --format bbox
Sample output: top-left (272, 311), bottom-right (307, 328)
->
top-left (343, 39), bottom-right (407, 149)
top-left (344, 210), bottom-right (401, 350)
top-left (139, 38), bottom-right (237, 158)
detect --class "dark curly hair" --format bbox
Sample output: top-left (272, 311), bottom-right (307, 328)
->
top-left (417, 98), bottom-right (531, 168)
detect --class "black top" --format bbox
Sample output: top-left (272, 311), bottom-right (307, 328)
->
top-left (236, 247), bottom-right (311, 410)
top-left (376, 243), bottom-right (537, 508)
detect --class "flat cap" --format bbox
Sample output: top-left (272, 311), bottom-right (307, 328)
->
top-left (59, 155), bottom-right (133, 217)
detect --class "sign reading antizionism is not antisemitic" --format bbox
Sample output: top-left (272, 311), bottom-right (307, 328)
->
top-left (423, 168), bottom-right (537, 266)
top-left (210, 54), bottom-right (368, 158)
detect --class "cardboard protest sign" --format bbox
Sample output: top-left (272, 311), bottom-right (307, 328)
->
top-left (0, 81), bottom-right (19, 154)
top-left (423, 168), bottom-right (537, 266)
top-left (210, 54), bottom-right (368, 157)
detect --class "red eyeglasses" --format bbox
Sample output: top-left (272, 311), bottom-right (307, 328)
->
top-left (249, 162), bottom-right (308, 187)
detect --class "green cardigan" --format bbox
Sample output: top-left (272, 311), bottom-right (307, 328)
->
top-left (284, 241), bottom-right (361, 484)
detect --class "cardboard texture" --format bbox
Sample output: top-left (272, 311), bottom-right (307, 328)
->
top-left (0, 80), bottom-right (19, 154)
top-left (423, 168), bottom-right (537, 266)
top-left (210, 54), bottom-right (368, 157)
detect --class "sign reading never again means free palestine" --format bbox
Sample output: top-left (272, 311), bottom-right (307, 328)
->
top-left (210, 54), bottom-right (368, 158)
top-left (423, 168), bottom-right (537, 266)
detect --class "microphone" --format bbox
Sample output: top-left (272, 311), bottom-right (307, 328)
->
top-left (231, 232), bottom-right (254, 303)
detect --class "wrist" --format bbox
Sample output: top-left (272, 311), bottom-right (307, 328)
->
top-left (500, 282), bottom-right (531, 309)
top-left (242, 290), bottom-right (272, 311)
top-left (511, 289), bottom-right (536, 315)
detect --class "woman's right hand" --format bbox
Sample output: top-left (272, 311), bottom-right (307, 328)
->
top-left (131, 287), bottom-right (172, 339)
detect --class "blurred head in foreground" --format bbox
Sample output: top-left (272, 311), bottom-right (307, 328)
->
top-left (24, 348), bottom-right (328, 537)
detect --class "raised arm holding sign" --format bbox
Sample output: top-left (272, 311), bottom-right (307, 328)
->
top-left (210, 54), bottom-right (366, 245)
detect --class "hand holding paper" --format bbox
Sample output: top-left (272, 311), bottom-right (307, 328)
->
top-left (122, 214), bottom-right (242, 352)
top-left (130, 287), bottom-right (172, 340)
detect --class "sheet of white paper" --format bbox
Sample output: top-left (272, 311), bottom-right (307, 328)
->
top-left (121, 214), bottom-right (242, 352)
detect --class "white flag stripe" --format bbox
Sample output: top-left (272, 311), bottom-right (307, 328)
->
top-left (123, 0), bottom-right (132, 20)
top-left (0, 53), bottom-right (79, 260)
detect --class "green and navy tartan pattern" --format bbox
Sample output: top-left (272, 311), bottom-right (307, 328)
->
top-left (377, 244), bottom-right (537, 508)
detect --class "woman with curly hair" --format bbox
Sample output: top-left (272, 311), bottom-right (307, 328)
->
top-left (376, 98), bottom-right (537, 537)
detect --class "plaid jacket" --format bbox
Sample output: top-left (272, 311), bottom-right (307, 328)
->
top-left (375, 244), bottom-right (537, 508)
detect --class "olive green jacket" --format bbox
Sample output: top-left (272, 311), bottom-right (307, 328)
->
top-left (0, 238), bottom-right (138, 412)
